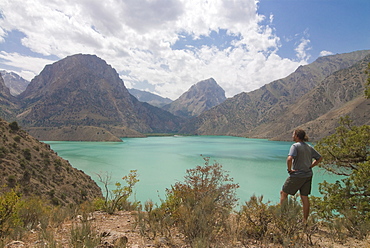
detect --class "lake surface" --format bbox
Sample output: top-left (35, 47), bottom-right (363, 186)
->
top-left (46, 136), bottom-right (340, 206)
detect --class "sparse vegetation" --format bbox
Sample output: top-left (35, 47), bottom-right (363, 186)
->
top-left (8, 121), bottom-right (19, 132)
top-left (312, 117), bottom-right (370, 240)
top-left (164, 157), bottom-right (239, 247)
top-left (365, 62), bottom-right (370, 98)
top-left (95, 170), bottom-right (140, 214)
top-left (0, 117), bottom-right (369, 247)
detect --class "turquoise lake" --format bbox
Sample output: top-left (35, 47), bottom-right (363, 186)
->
top-left (46, 136), bottom-right (340, 206)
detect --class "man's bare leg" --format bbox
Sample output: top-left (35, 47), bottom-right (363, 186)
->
top-left (300, 195), bottom-right (310, 222)
top-left (280, 190), bottom-right (288, 205)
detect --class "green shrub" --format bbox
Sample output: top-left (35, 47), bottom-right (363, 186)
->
top-left (22, 149), bottom-right (31, 161)
top-left (136, 200), bottom-right (175, 243)
top-left (8, 121), bottom-right (19, 131)
top-left (314, 118), bottom-right (370, 239)
top-left (18, 197), bottom-right (51, 230)
top-left (236, 195), bottom-right (272, 242)
top-left (96, 170), bottom-right (139, 214)
top-left (164, 156), bottom-right (239, 246)
top-left (0, 147), bottom-right (8, 158)
top-left (269, 196), bottom-right (311, 246)
top-left (0, 188), bottom-right (22, 237)
top-left (70, 217), bottom-right (101, 248)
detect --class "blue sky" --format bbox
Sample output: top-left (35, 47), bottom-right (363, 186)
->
top-left (0, 0), bottom-right (369, 99)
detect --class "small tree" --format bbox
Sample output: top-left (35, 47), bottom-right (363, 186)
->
top-left (314, 116), bottom-right (369, 176)
top-left (96, 170), bottom-right (139, 214)
top-left (313, 117), bottom-right (370, 238)
top-left (164, 156), bottom-right (239, 246)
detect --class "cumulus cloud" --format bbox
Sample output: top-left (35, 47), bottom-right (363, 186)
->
top-left (0, 52), bottom-right (55, 81)
top-left (319, 50), bottom-right (333, 57)
top-left (295, 38), bottom-right (311, 62)
top-left (0, 0), bottom-right (307, 99)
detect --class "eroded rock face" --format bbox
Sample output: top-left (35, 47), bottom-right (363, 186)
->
top-left (14, 54), bottom-right (183, 139)
top-left (162, 78), bottom-right (226, 118)
top-left (0, 70), bottom-right (29, 96)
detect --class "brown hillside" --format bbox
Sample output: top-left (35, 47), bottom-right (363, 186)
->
top-left (0, 118), bottom-right (102, 205)
top-left (249, 54), bottom-right (370, 141)
top-left (180, 50), bottom-right (370, 138)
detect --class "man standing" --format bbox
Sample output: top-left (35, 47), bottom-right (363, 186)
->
top-left (280, 129), bottom-right (322, 222)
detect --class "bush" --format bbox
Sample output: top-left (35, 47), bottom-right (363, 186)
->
top-left (236, 195), bottom-right (272, 242)
top-left (136, 200), bottom-right (174, 242)
top-left (163, 156), bottom-right (239, 246)
top-left (0, 147), bottom-right (8, 158)
top-left (314, 118), bottom-right (370, 239)
top-left (0, 188), bottom-right (22, 237)
top-left (18, 197), bottom-right (51, 230)
top-left (13, 136), bottom-right (21, 143)
top-left (22, 149), bottom-right (31, 161)
top-left (8, 121), bottom-right (20, 131)
top-left (96, 170), bottom-right (139, 214)
top-left (70, 217), bottom-right (101, 248)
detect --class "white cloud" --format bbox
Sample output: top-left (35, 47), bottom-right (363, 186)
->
top-left (0, 0), bottom-right (307, 99)
top-left (0, 52), bottom-right (55, 81)
top-left (319, 50), bottom-right (333, 57)
top-left (295, 38), bottom-right (311, 63)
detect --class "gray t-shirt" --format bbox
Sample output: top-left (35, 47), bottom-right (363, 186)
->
top-left (288, 142), bottom-right (321, 178)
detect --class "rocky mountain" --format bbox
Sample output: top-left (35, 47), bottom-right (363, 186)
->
top-left (14, 54), bottom-right (183, 140)
top-left (128, 88), bottom-right (172, 107)
top-left (162, 78), bottom-right (226, 118)
top-left (0, 118), bottom-right (102, 205)
top-left (180, 50), bottom-right (370, 140)
top-left (0, 74), bottom-right (18, 120)
top-left (0, 70), bottom-right (29, 96)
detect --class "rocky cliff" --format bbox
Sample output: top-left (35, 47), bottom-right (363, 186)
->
top-left (15, 54), bottom-right (183, 139)
top-left (162, 78), bottom-right (226, 118)
top-left (0, 70), bottom-right (29, 96)
top-left (0, 74), bottom-right (18, 120)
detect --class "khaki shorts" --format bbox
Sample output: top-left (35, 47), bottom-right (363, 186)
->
top-left (282, 176), bottom-right (312, 196)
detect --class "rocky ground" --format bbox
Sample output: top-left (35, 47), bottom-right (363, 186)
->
top-left (4, 211), bottom-right (370, 248)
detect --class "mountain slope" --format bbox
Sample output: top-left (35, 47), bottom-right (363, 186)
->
top-left (0, 70), bottom-right (29, 96)
top-left (162, 78), bottom-right (226, 118)
top-left (265, 55), bottom-right (370, 140)
top-left (0, 118), bottom-right (102, 205)
top-left (180, 50), bottom-right (370, 138)
top-left (0, 74), bottom-right (18, 120)
top-left (16, 54), bottom-right (183, 139)
top-left (128, 88), bottom-right (172, 107)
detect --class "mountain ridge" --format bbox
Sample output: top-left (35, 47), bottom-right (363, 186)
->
top-left (0, 50), bottom-right (369, 141)
top-left (180, 50), bottom-right (370, 140)
top-left (128, 88), bottom-right (173, 107)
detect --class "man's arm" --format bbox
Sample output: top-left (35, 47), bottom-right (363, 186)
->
top-left (287, 155), bottom-right (294, 173)
top-left (310, 156), bottom-right (322, 169)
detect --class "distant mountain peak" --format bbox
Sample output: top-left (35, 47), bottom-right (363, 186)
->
top-left (15, 53), bottom-right (183, 139)
top-left (128, 88), bottom-right (172, 107)
top-left (0, 70), bottom-right (29, 96)
top-left (162, 78), bottom-right (226, 118)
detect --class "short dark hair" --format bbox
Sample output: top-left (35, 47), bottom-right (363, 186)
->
top-left (294, 129), bottom-right (308, 141)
